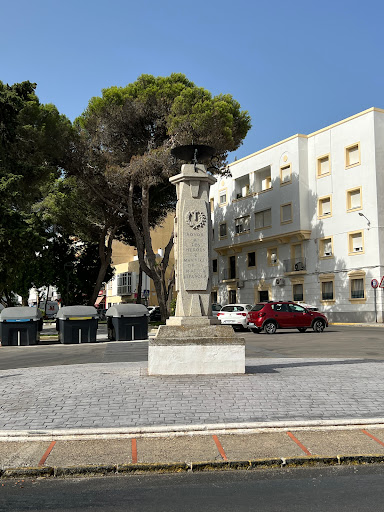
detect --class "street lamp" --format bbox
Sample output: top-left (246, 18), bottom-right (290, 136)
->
top-left (358, 212), bottom-right (371, 229)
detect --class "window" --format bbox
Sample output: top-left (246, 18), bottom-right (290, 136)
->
top-left (348, 231), bottom-right (364, 254)
top-left (280, 164), bottom-right (292, 185)
top-left (347, 187), bottom-right (362, 211)
top-left (212, 259), bottom-right (218, 273)
top-left (321, 280), bottom-right (334, 301)
top-left (351, 278), bottom-right (364, 299)
top-left (117, 272), bottom-right (132, 295)
top-left (349, 271), bottom-right (366, 301)
top-left (317, 154), bottom-right (331, 178)
top-left (345, 143), bottom-right (360, 168)
top-left (219, 222), bottom-right (227, 239)
top-left (318, 195), bottom-right (332, 218)
top-left (229, 289), bottom-right (237, 303)
top-left (254, 166), bottom-right (272, 193)
top-left (255, 208), bottom-right (272, 229)
top-left (234, 175), bottom-right (250, 199)
top-left (247, 251), bottom-right (256, 268)
top-left (319, 237), bottom-right (333, 258)
top-left (219, 190), bottom-right (227, 206)
top-left (235, 215), bottom-right (250, 235)
top-left (267, 247), bottom-right (278, 266)
top-left (281, 203), bottom-right (292, 224)
top-left (293, 283), bottom-right (304, 302)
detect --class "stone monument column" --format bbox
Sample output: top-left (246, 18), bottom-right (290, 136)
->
top-left (148, 147), bottom-right (245, 376)
top-left (168, 163), bottom-right (216, 325)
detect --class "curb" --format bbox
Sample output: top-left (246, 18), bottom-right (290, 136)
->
top-left (2, 418), bottom-right (384, 441)
top-left (2, 455), bottom-right (384, 479)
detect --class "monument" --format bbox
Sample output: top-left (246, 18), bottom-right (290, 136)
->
top-left (148, 145), bottom-right (245, 375)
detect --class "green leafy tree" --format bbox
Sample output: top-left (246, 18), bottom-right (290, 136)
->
top-left (0, 80), bottom-right (73, 304)
top-left (70, 73), bottom-right (251, 320)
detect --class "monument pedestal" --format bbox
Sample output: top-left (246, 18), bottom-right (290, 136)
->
top-left (148, 323), bottom-right (245, 375)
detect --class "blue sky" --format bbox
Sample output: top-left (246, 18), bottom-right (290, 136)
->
top-left (1, 0), bottom-right (383, 161)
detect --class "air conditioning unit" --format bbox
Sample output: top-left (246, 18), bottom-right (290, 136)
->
top-left (275, 278), bottom-right (285, 286)
top-left (237, 280), bottom-right (244, 288)
top-left (294, 262), bottom-right (305, 271)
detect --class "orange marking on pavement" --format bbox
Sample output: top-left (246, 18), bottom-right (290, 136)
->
top-left (362, 429), bottom-right (384, 447)
top-left (131, 438), bottom-right (138, 463)
top-left (212, 434), bottom-right (228, 461)
top-left (287, 431), bottom-right (312, 456)
top-left (38, 441), bottom-right (56, 466)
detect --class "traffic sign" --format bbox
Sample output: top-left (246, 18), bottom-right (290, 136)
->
top-left (380, 277), bottom-right (384, 289)
top-left (371, 279), bottom-right (379, 289)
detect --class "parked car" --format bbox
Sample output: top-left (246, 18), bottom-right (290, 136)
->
top-left (147, 306), bottom-right (161, 322)
top-left (211, 303), bottom-right (222, 317)
top-left (217, 304), bottom-right (253, 330)
top-left (247, 301), bottom-right (328, 334)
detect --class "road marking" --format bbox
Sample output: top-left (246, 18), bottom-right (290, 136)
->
top-left (131, 438), bottom-right (138, 463)
top-left (212, 435), bottom-right (228, 461)
top-left (38, 441), bottom-right (56, 466)
top-left (287, 431), bottom-right (312, 455)
top-left (361, 429), bottom-right (384, 447)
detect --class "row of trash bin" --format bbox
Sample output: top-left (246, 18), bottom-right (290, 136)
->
top-left (0, 304), bottom-right (149, 346)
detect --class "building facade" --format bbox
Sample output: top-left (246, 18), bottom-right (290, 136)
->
top-left (106, 213), bottom-right (175, 308)
top-left (210, 107), bottom-right (384, 323)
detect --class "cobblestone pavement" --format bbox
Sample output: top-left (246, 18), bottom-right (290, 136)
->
top-left (1, 358), bottom-right (384, 431)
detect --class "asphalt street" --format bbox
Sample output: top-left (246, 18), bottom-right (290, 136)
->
top-left (2, 466), bottom-right (384, 512)
top-left (1, 325), bottom-right (383, 371)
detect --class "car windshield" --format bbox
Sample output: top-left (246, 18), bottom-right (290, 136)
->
top-left (221, 305), bottom-right (245, 312)
top-left (212, 304), bottom-right (222, 311)
top-left (251, 304), bottom-right (265, 312)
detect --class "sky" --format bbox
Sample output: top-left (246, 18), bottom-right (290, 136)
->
top-left (1, 0), bottom-right (384, 162)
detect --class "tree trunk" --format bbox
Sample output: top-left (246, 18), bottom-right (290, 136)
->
top-left (88, 228), bottom-right (116, 307)
top-left (136, 270), bottom-right (142, 304)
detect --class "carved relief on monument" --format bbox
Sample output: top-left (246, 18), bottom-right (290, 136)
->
top-left (180, 200), bottom-right (209, 291)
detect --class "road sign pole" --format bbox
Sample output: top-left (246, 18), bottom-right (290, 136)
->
top-left (374, 287), bottom-right (377, 323)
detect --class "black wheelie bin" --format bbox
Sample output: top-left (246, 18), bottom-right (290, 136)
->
top-left (0, 307), bottom-right (43, 346)
top-left (106, 304), bottom-right (149, 341)
top-left (56, 305), bottom-right (98, 344)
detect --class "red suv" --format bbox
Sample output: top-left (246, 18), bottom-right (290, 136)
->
top-left (247, 301), bottom-right (328, 334)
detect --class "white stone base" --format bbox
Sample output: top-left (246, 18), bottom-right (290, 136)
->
top-left (148, 342), bottom-right (245, 375)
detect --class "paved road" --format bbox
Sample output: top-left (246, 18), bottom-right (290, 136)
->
top-left (1, 325), bottom-right (384, 371)
top-left (2, 466), bottom-right (384, 511)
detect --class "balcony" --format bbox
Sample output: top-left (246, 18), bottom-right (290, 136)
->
top-left (283, 257), bottom-right (307, 274)
top-left (221, 267), bottom-right (238, 282)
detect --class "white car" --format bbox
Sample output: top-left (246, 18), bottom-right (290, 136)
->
top-left (217, 304), bottom-right (253, 330)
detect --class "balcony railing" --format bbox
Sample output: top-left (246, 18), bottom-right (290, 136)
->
top-left (283, 257), bottom-right (307, 273)
top-left (221, 268), bottom-right (238, 281)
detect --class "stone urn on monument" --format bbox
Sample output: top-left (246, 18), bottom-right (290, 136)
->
top-left (148, 145), bottom-right (245, 375)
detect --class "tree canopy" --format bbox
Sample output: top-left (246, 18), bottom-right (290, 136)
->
top-left (0, 81), bottom-right (73, 304)
top-left (70, 73), bottom-right (252, 318)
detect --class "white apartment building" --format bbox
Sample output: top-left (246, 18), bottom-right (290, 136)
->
top-left (210, 107), bottom-right (384, 323)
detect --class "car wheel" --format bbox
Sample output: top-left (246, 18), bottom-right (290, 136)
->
top-left (264, 321), bottom-right (277, 334)
top-left (313, 320), bottom-right (325, 333)
top-left (298, 328), bottom-right (307, 333)
top-left (251, 328), bottom-right (260, 334)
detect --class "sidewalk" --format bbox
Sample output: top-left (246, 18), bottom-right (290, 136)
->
top-left (1, 356), bottom-right (384, 476)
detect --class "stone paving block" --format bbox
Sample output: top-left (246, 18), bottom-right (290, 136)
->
top-left (0, 441), bottom-right (50, 468)
top-left (136, 435), bottom-right (220, 463)
top-left (46, 440), bottom-right (132, 466)
top-left (218, 432), bottom-right (305, 459)
top-left (289, 429), bottom-right (384, 456)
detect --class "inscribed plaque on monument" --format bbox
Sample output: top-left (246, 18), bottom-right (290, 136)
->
top-left (180, 199), bottom-right (209, 291)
